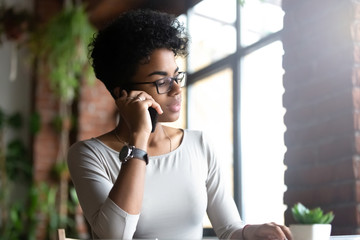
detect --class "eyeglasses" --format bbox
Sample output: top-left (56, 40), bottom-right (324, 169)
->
top-left (128, 72), bottom-right (186, 94)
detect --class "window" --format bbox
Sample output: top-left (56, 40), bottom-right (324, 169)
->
top-left (187, 0), bottom-right (236, 73)
top-left (240, 41), bottom-right (286, 224)
top-left (188, 68), bottom-right (234, 194)
top-left (185, 0), bottom-right (286, 227)
top-left (240, 0), bottom-right (284, 47)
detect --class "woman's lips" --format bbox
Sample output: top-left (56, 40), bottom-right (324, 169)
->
top-left (167, 100), bottom-right (181, 112)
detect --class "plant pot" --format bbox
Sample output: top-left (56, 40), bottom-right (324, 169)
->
top-left (290, 224), bottom-right (332, 240)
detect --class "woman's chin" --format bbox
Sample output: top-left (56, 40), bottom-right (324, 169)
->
top-left (158, 114), bottom-right (180, 123)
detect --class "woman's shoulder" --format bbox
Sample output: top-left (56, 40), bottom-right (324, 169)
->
top-left (180, 129), bottom-right (216, 151)
top-left (183, 129), bottom-right (203, 138)
top-left (68, 138), bottom-right (112, 158)
top-left (183, 129), bottom-right (211, 143)
top-left (67, 138), bottom-right (118, 170)
top-left (69, 138), bottom-right (99, 151)
top-left (166, 128), bottom-right (204, 145)
top-left (182, 129), bottom-right (217, 155)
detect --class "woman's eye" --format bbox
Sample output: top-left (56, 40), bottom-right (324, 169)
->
top-left (156, 79), bottom-right (167, 86)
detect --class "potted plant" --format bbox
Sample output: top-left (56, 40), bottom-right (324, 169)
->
top-left (290, 202), bottom-right (335, 240)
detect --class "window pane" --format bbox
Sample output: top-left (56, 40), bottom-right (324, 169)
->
top-left (240, 41), bottom-right (286, 224)
top-left (187, 69), bottom-right (233, 227)
top-left (192, 0), bottom-right (236, 24)
top-left (240, 0), bottom-right (284, 47)
top-left (188, 0), bottom-right (236, 72)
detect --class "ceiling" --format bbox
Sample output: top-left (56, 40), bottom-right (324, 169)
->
top-left (83, 0), bottom-right (203, 29)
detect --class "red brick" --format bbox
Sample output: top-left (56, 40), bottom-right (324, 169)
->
top-left (354, 2), bottom-right (360, 20)
top-left (355, 135), bottom-right (360, 154)
top-left (331, 204), bottom-right (358, 227)
top-left (317, 136), bottom-right (354, 163)
top-left (285, 114), bottom-right (354, 149)
top-left (284, 145), bottom-right (318, 166)
top-left (353, 88), bottom-right (360, 110)
top-left (285, 159), bottom-right (354, 187)
top-left (77, 80), bottom-right (117, 141)
top-left (353, 156), bottom-right (360, 180)
top-left (352, 67), bottom-right (360, 86)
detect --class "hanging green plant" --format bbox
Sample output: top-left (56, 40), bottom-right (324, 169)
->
top-left (6, 139), bottom-right (31, 181)
top-left (37, 3), bottom-right (95, 103)
top-left (29, 111), bottom-right (40, 135)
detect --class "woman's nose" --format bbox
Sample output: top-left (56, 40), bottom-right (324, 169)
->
top-left (169, 80), bottom-right (182, 95)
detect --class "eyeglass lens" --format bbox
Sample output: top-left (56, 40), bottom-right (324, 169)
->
top-left (157, 72), bottom-right (186, 94)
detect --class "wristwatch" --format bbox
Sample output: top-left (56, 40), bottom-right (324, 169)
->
top-left (119, 144), bottom-right (149, 165)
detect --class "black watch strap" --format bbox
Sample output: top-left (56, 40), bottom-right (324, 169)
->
top-left (119, 144), bottom-right (149, 165)
top-left (131, 148), bottom-right (149, 165)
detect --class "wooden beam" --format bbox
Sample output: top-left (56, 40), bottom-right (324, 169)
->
top-left (85, 0), bottom-right (145, 29)
top-left (84, 0), bottom-right (202, 29)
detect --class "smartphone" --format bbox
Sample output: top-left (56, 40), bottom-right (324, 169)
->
top-left (148, 107), bottom-right (158, 132)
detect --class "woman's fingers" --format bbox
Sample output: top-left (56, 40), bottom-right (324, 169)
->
top-left (266, 223), bottom-right (292, 240)
top-left (125, 91), bottom-right (163, 114)
top-left (114, 90), bottom-right (163, 133)
top-left (144, 99), bottom-right (163, 114)
top-left (279, 224), bottom-right (292, 240)
top-left (249, 223), bottom-right (292, 240)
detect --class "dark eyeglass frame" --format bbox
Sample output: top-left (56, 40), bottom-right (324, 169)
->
top-left (127, 72), bottom-right (186, 94)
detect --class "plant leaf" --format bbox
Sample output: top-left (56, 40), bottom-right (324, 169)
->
top-left (291, 202), bottom-right (334, 224)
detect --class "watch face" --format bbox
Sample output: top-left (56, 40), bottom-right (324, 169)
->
top-left (118, 145), bottom-right (148, 165)
top-left (119, 145), bottom-right (131, 162)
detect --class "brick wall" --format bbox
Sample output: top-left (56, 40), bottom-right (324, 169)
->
top-left (33, 1), bottom-right (116, 238)
top-left (282, 0), bottom-right (358, 234)
top-left (32, 0), bottom-right (62, 182)
top-left (33, 0), bottom-right (116, 181)
top-left (77, 79), bottom-right (117, 141)
top-left (33, 71), bottom-right (60, 182)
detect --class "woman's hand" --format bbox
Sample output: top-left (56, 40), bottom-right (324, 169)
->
top-left (115, 90), bottom-right (163, 136)
top-left (240, 223), bottom-right (292, 240)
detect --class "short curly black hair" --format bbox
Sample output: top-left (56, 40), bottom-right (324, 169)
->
top-left (89, 9), bottom-right (189, 99)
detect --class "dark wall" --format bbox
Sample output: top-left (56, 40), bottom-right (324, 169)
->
top-left (282, 0), bottom-right (358, 235)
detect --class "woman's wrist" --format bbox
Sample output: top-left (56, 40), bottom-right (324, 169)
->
top-left (129, 132), bottom-right (149, 151)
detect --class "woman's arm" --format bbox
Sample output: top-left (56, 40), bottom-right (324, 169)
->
top-left (108, 90), bottom-right (162, 214)
top-left (108, 132), bottom-right (148, 214)
top-left (67, 141), bottom-right (140, 239)
top-left (203, 131), bottom-right (292, 240)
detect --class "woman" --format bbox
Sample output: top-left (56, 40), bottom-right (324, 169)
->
top-left (67, 9), bottom-right (292, 240)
